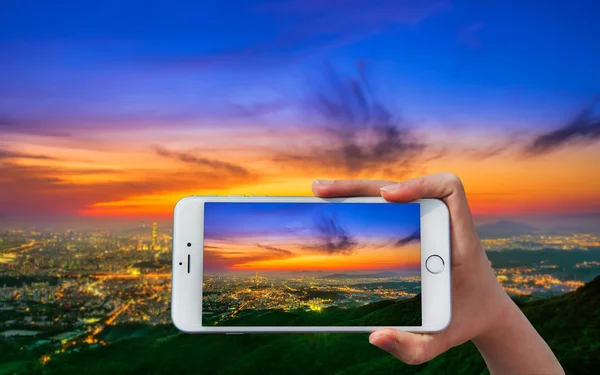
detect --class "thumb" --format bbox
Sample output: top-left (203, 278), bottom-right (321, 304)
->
top-left (369, 329), bottom-right (448, 365)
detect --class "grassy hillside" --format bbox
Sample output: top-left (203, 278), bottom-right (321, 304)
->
top-left (19, 276), bottom-right (600, 375)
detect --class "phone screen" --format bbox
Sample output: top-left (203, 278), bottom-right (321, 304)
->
top-left (202, 202), bottom-right (422, 327)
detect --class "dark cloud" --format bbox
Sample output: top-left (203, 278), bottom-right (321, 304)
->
top-left (0, 108), bottom-right (213, 138)
top-left (527, 101), bottom-right (600, 155)
top-left (458, 133), bottom-right (525, 160)
top-left (0, 149), bottom-right (57, 160)
top-left (396, 230), bottom-right (420, 246)
top-left (256, 244), bottom-right (294, 256)
top-left (0, 115), bottom-right (20, 128)
top-left (274, 62), bottom-right (425, 175)
top-left (153, 145), bottom-right (252, 178)
top-left (0, 162), bottom-right (255, 217)
top-left (310, 212), bottom-right (357, 255)
top-left (0, 114), bottom-right (72, 137)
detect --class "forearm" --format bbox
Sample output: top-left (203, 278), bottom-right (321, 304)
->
top-left (472, 298), bottom-right (564, 375)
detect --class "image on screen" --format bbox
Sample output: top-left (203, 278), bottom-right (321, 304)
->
top-left (202, 202), bottom-right (422, 327)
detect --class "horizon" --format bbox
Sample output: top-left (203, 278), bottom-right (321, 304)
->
top-left (2, 215), bottom-right (599, 236)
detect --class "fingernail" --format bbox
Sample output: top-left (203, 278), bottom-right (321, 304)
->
top-left (380, 183), bottom-right (402, 193)
top-left (314, 180), bottom-right (334, 186)
top-left (370, 333), bottom-right (396, 353)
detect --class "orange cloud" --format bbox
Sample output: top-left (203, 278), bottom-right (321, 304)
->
top-left (2, 120), bottom-right (600, 223)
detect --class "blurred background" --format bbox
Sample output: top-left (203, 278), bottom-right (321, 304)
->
top-left (1, 1), bottom-right (599, 374)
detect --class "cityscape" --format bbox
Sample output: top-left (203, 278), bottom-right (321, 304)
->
top-left (202, 272), bottom-right (421, 325)
top-left (481, 233), bottom-right (600, 251)
top-left (1, 224), bottom-right (598, 359)
top-left (0, 223), bottom-right (173, 363)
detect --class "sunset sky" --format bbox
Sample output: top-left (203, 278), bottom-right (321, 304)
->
top-left (1, 1), bottom-right (600, 229)
top-left (203, 202), bottom-right (421, 272)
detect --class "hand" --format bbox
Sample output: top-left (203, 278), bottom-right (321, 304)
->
top-left (312, 173), bottom-right (563, 374)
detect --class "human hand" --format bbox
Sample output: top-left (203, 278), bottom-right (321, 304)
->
top-left (313, 173), bottom-right (563, 374)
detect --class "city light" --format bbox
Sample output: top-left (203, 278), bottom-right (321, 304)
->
top-left (0, 226), bottom-right (598, 361)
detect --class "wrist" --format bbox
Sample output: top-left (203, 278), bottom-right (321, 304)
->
top-left (470, 291), bottom-right (565, 374)
top-left (472, 291), bottom-right (521, 346)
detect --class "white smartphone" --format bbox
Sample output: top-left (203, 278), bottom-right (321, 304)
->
top-left (171, 196), bottom-right (451, 333)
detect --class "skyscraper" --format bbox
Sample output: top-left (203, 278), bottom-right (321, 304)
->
top-left (151, 222), bottom-right (158, 251)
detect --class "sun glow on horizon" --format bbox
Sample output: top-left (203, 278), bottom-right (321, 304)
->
top-left (2, 127), bottom-right (600, 221)
top-left (225, 245), bottom-right (421, 272)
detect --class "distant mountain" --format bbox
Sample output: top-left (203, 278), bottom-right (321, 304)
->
top-left (477, 220), bottom-right (537, 239)
top-left (321, 271), bottom-right (400, 279)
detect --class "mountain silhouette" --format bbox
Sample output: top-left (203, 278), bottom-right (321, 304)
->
top-left (477, 220), bottom-right (537, 239)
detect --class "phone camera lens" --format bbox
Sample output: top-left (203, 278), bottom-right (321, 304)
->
top-left (179, 262), bottom-right (183, 265)
top-left (187, 242), bottom-right (192, 247)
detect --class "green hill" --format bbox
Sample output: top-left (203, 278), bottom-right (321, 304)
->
top-left (22, 276), bottom-right (600, 375)
top-left (207, 296), bottom-right (421, 327)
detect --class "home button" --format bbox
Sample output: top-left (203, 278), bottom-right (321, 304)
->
top-left (426, 255), bottom-right (445, 274)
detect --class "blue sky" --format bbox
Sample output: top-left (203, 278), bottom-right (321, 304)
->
top-left (204, 202), bottom-right (420, 240)
top-left (2, 0), bottom-right (599, 133)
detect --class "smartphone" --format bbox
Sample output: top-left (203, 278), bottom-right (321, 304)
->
top-left (171, 196), bottom-right (451, 333)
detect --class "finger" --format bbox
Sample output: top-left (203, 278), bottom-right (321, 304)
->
top-left (312, 179), bottom-right (396, 198)
top-left (369, 329), bottom-right (447, 365)
top-left (379, 172), bottom-right (466, 203)
top-left (379, 172), bottom-right (480, 255)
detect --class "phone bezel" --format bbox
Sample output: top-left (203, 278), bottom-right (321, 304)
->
top-left (171, 196), bottom-right (451, 333)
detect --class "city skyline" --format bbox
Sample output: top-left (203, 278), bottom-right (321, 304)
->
top-left (203, 202), bottom-right (421, 272)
